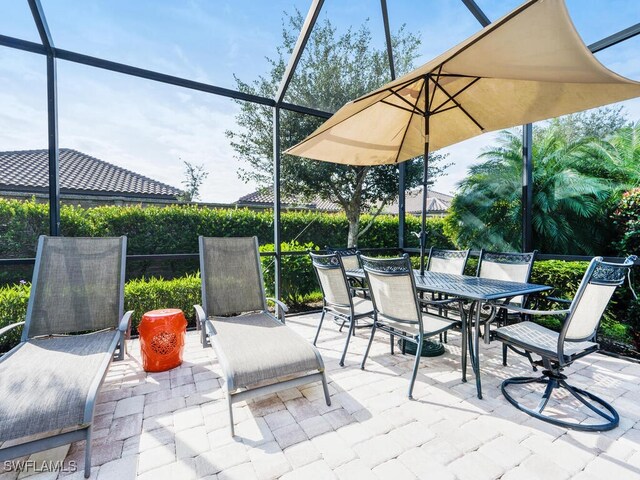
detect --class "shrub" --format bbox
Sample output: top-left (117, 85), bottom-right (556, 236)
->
top-left (0, 199), bottom-right (451, 260)
top-left (0, 282), bottom-right (30, 352)
top-left (0, 275), bottom-right (204, 353)
top-left (612, 188), bottom-right (640, 255)
top-left (530, 260), bottom-right (588, 301)
top-left (628, 298), bottom-right (640, 350)
top-left (124, 274), bottom-right (202, 331)
top-left (260, 241), bottom-right (319, 306)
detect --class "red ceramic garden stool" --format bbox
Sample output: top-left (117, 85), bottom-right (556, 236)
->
top-left (139, 309), bottom-right (187, 372)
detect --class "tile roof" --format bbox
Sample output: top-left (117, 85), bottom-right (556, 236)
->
top-left (384, 188), bottom-right (453, 215)
top-left (235, 186), bottom-right (453, 215)
top-left (235, 188), bottom-right (341, 212)
top-left (0, 149), bottom-right (183, 199)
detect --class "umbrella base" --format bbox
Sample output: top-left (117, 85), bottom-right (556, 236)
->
top-left (398, 338), bottom-right (445, 357)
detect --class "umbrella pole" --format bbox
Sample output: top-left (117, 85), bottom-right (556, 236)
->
top-left (419, 102), bottom-right (430, 275)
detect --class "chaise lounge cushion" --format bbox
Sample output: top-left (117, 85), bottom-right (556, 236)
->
top-left (206, 313), bottom-right (323, 391)
top-left (0, 330), bottom-right (118, 441)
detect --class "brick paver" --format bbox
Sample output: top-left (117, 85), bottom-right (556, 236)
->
top-left (12, 312), bottom-right (640, 479)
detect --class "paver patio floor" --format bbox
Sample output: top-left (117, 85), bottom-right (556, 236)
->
top-left (6, 312), bottom-right (640, 479)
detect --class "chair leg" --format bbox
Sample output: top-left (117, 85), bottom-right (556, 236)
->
top-left (227, 394), bottom-right (235, 437)
top-left (361, 324), bottom-right (377, 370)
top-left (339, 320), bottom-right (346, 333)
top-left (501, 368), bottom-right (619, 431)
top-left (117, 332), bottom-right (125, 361)
top-left (201, 322), bottom-right (206, 347)
top-left (408, 337), bottom-right (423, 400)
top-left (84, 426), bottom-right (92, 478)
top-left (525, 351), bottom-right (538, 372)
top-left (321, 371), bottom-right (331, 406)
top-left (340, 318), bottom-right (355, 367)
top-left (502, 343), bottom-right (508, 366)
top-left (313, 311), bottom-right (326, 346)
top-left (443, 331), bottom-right (448, 344)
top-left (390, 328), bottom-right (395, 355)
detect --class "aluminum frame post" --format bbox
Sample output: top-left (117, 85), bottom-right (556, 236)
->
top-left (273, 107), bottom-right (282, 301)
top-left (28, 0), bottom-right (60, 235)
top-left (380, 0), bottom-right (405, 248)
top-left (382, 0), bottom-right (406, 249)
top-left (522, 123), bottom-right (533, 251)
top-left (46, 55), bottom-right (60, 235)
top-left (275, 0), bottom-right (324, 104)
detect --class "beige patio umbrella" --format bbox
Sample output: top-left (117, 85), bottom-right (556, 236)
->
top-left (285, 0), bottom-right (640, 273)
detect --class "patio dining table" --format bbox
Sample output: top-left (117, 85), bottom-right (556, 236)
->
top-left (345, 268), bottom-right (551, 399)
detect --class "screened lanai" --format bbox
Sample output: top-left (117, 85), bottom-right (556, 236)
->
top-left (1, 0), bottom-right (639, 300)
top-left (3, 2), bottom-right (640, 480)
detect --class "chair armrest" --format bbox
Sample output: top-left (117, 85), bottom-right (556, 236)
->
top-left (118, 311), bottom-right (133, 333)
top-left (498, 303), bottom-right (570, 316)
top-left (194, 305), bottom-right (207, 325)
top-left (266, 297), bottom-right (289, 314)
top-left (546, 296), bottom-right (572, 304)
top-left (266, 297), bottom-right (289, 323)
top-left (0, 321), bottom-right (25, 337)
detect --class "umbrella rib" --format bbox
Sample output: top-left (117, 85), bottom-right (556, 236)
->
top-left (389, 91), bottom-right (426, 115)
top-left (352, 76), bottom-right (421, 104)
top-left (431, 104), bottom-right (459, 115)
top-left (431, 77), bottom-right (481, 114)
top-left (429, 67), bottom-right (442, 111)
top-left (380, 99), bottom-right (424, 115)
top-left (432, 79), bottom-right (484, 131)
top-left (392, 77), bottom-right (427, 164)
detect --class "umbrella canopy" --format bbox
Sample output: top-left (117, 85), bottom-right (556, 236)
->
top-left (286, 0), bottom-right (640, 166)
top-left (285, 0), bottom-right (640, 273)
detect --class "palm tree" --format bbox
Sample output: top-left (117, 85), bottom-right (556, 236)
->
top-left (582, 120), bottom-right (640, 191)
top-left (448, 129), bottom-right (613, 254)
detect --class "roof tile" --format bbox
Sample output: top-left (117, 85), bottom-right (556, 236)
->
top-left (0, 149), bottom-right (182, 198)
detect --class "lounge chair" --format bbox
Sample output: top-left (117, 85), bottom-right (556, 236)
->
top-left (195, 236), bottom-right (330, 436)
top-left (0, 236), bottom-right (131, 479)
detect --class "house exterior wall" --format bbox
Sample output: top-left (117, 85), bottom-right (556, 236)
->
top-left (0, 190), bottom-right (180, 208)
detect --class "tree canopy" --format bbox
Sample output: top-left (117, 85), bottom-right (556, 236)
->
top-left (446, 107), bottom-right (637, 255)
top-left (226, 10), bottom-right (449, 246)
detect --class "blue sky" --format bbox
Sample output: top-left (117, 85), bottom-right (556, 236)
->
top-left (1, 0), bottom-right (639, 203)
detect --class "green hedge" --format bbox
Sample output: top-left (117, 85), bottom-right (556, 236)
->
top-left (613, 188), bottom-right (640, 255)
top-left (0, 283), bottom-right (31, 352)
top-left (0, 199), bottom-right (451, 260)
top-left (0, 276), bottom-right (203, 352)
top-left (125, 274), bottom-right (202, 330)
top-left (260, 241), bottom-right (319, 306)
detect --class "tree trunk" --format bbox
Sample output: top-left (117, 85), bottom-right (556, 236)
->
top-left (347, 214), bottom-right (359, 248)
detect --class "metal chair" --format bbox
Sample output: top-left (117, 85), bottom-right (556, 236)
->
top-left (427, 247), bottom-right (470, 275)
top-left (495, 255), bottom-right (637, 431)
top-left (196, 236), bottom-right (330, 436)
top-left (310, 252), bottom-right (375, 367)
top-left (0, 236), bottom-right (131, 479)
top-left (425, 248), bottom-right (470, 341)
top-left (477, 250), bottom-right (537, 361)
top-left (325, 246), bottom-right (368, 293)
top-left (477, 249), bottom-right (537, 293)
top-left (360, 254), bottom-right (457, 399)
top-left (325, 246), bottom-right (361, 271)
